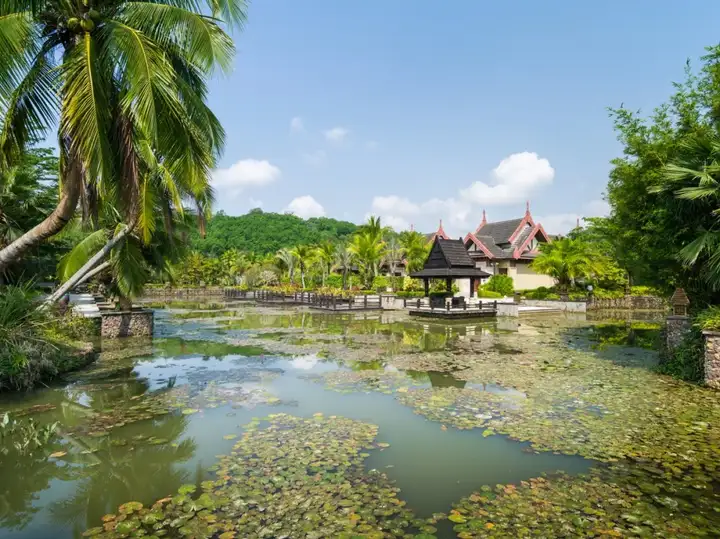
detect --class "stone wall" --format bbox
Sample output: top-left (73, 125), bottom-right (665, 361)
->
top-left (142, 287), bottom-right (226, 298)
top-left (101, 310), bottom-right (154, 338)
top-left (589, 295), bottom-right (666, 311)
top-left (665, 315), bottom-right (690, 354)
top-left (703, 331), bottom-right (720, 389)
top-left (521, 299), bottom-right (587, 313)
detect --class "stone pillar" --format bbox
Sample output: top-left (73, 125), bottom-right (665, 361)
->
top-left (702, 331), bottom-right (720, 389)
top-left (665, 315), bottom-right (690, 354)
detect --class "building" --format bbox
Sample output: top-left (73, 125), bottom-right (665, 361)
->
top-left (463, 203), bottom-right (555, 290)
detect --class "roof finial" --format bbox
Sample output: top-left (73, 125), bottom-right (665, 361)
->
top-left (439, 219), bottom-right (443, 228)
top-left (576, 217), bottom-right (580, 228)
top-left (410, 223), bottom-right (414, 232)
top-left (526, 200), bottom-right (530, 215)
top-left (481, 209), bottom-right (487, 225)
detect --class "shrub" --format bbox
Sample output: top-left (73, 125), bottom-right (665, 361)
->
top-left (476, 287), bottom-right (503, 299)
top-left (47, 312), bottom-right (98, 341)
top-left (395, 291), bottom-right (425, 298)
top-left (695, 306), bottom-right (720, 332)
top-left (658, 327), bottom-right (704, 382)
top-left (630, 285), bottom-right (662, 297)
top-left (326, 273), bottom-right (343, 288)
top-left (372, 275), bottom-right (390, 291)
top-left (402, 276), bottom-right (422, 292)
top-left (523, 287), bottom-right (560, 300)
top-left (486, 275), bottom-right (514, 296)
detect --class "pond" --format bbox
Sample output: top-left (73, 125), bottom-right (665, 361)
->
top-left (1, 302), bottom-right (719, 538)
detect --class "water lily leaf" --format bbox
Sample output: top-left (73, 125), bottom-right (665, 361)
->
top-left (49, 451), bottom-right (67, 458)
top-left (181, 409), bottom-right (199, 415)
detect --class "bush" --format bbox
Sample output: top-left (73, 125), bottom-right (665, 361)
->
top-left (486, 275), bottom-right (514, 296)
top-left (47, 312), bottom-right (98, 341)
top-left (395, 291), bottom-right (425, 298)
top-left (658, 327), bottom-right (704, 382)
top-left (630, 285), bottom-right (662, 297)
top-left (695, 306), bottom-right (720, 332)
top-left (0, 285), bottom-right (92, 391)
top-left (522, 287), bottom-right (560, 300)
top-left (402, 276), bottom-right (422, 292)
top-left (326, 273), bottom-right (343, 288)
top-left (372, 275), bottom-right (390, 292)
top-left (476, 287), bottom-right (503, 299)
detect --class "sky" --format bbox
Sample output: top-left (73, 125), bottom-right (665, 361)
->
top-left (206, 0), bottom-right (720, 236)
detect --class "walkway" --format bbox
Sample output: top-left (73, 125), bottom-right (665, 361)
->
top-left (68, 293), bottom-right (101, 318)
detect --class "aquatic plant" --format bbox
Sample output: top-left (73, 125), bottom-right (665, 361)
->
top-left (83, 414), bottom-right (439, 538)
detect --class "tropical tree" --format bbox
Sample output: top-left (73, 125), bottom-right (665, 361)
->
top-left (398, 230), bottom-right (429, 273)
top-left (275, 248), bottom-right (295, 284)
top-left (358, 216), bottom-right (384, 243)
top-left (530, 238), bottom-right (607, 298)
top-left (315, 241), bottom-right (336, 286)
top-left (335, 246), bottom-right (353, 290)
top-left (290, 245), bottom-right (313, 288)
top-left (0, 0), bottom-right (247, 274)
top-left (348, 231), bottom-right (386, 288)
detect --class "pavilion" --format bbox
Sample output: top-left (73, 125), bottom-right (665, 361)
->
top-left (410, 237), bottom-right (490, 297)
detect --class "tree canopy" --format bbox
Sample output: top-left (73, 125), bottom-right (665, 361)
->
top-left (190, 210), bottom-right (358, 256)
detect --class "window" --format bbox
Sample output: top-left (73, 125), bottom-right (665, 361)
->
top-left (499, 268), bottom-right (508, 275)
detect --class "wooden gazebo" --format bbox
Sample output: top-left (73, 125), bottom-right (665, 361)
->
top-left (410, 237), bottom-right (490, 297)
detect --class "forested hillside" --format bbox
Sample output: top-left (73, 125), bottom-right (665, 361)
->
top-left (190, 209), bottom-right (358, 255)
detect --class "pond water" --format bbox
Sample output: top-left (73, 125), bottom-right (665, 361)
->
top-left (1, 302), bottom-right (719, 538)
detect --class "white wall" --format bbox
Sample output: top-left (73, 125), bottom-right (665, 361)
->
top-left (513, 263), bottom-right (555, 290)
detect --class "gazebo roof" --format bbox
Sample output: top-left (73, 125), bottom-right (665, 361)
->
top-left (410, 237), bottom-right (491, 279)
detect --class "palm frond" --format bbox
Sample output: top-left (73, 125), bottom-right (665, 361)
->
top-left (59, 33), bottom-right (113, 186)
top-left (109, 234), bottom-right (148, 298)
top-left (137, 174), bottom-right (156, 244)
top-left (57, 229), bottom-right (107, 282)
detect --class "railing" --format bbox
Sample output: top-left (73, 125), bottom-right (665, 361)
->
top-left (225, 289), bottom-right (382, 311)
top-left (405, 297), bottom-right (497, 315)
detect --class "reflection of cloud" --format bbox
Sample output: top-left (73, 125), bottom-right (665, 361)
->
top-left (290, 354), bottom-right (320, 370)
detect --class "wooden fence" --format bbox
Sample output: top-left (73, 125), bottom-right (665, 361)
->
top-left (225, 289), bottom-right (382, 311)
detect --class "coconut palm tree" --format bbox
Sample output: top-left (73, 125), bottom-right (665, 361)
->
top-left (315, 241), bottom-right (336, 286)
top-left (290, 245), bottom-right (313, 288)
top-left (335, 246), bottom-right (353, 289)
top-left (275, 248), bottom-right (295, 284)
top-left (399, 230), bottom-right (429, 273)
top-left (0, 0), bottom-right (247, 273)
top-left (348, 231), bottom-right (386, 288)
top-left (530, 238), bottom-right (606, 299)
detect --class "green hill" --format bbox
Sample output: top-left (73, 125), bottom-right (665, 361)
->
top-left (190, 209), bottom-right (358, 255)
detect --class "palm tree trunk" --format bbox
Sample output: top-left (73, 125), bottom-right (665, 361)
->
top-left (43, 223), bottom-right (133, 307)
top-left (0, 159), bottom-right (82, 274)
top-left (301, 268), bottom-right (306, 289)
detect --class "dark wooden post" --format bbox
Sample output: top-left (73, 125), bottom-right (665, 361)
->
top-left (493, 301), bottom-right (497, 312)
top-left (424, 279), bottom-right (430, 297)
top-left (469, 278), bottom-right (474, 298)
top-left (364, 295), bottom-right (368, 309)
top-left (479, 300), bottom-right (483, 312)
top-left (332, 295), bottom-right (336, 310)
top-left (416, 298), bottom-right (420, 309)
top-left (445, 277), bottom-right (452, 293)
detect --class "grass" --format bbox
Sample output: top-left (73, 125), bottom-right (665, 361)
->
top-left (0, 284), bottom-right (96, 391)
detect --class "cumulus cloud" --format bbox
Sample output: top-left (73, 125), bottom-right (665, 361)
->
top-left (535, 199), bottom-right (612, 235)
top-left (368, 151), bottom-right (557, 235)
top-left (211, 159), bottom-right (281, 195)
top-left (290, 116), bottom-right (304, 133)
top-left (285, 195), bottom-right (326, 219)
top-left (301, 150), bottom-right (327, 167)
top-left (324, 127), bottom-right (349, 143)
top-left (461, 152), bottom-right (555, 205)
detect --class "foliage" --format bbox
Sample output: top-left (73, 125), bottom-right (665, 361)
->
top-left (83, 414), bottom-right (438, 538)
top-left (0, 148), bottom-right (69, 281)
top-left (658, 327), bottom-right (705, 382)
top-left (476, 287), bottom-right (503, 299)
top-left (631, 285), bottom-right (663, 296)
top-left (486, 275), bottom-right (514, 296)
top-left (191, 210), bottom-right (357, 256)
top-left (531, 238), bottom-right (607, 292)
top-left (371, 275), bottom-right (389, 291)
top-left (402, 275), bottom-right (423, 292)
top-left (398, 230), bottom-right (430, 273)
top-left (325, 273), bottom-right (343, 288)
top-left (595, 46), bottom-right (720, 301)
top-left (348, 227), bottom-right (386, 288)
top-left (394, 290), bottom-right (425, 298)
top-left (0, 284), bottom-right (92, 390)
top-left (0, 0), bottom-right (247, 273)
top-left (694, 305), bottom-right (720, 331)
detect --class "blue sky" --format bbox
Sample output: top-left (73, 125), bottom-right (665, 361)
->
top-left (207, 0), bottom-right (720, 235)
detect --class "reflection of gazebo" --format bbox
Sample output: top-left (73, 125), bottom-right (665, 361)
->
top-left (410, 237), bottom-right (490, 297)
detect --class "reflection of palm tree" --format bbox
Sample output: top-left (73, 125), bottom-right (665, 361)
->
top-left (49, 414), bottom-right (196, 532)
top-left (427, 371), bottom-right (466, 389)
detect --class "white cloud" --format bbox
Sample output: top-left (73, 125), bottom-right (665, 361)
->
top-left (248, 198), bottom-right (263, 209)
top-left (211, 159), bottom-right (281, 196)
top-left (371, 196), bottom-right (420, 215)
top-left (535, 199), bottom-right (612, 235)
top-left (461, 152), bottom-right (555, 206)
top-left (285, 195), bottom-right (326, 219)
top-left (366, 140), bottom-right (379, 150)
top-left (290, 354), bottom-right (320, 370)
top-left (290, 116), bottom-right (304, 133)
top-left (301, 150), bottom-right (327, 167)
top-left (324, 127), bottom-right (349, 143)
